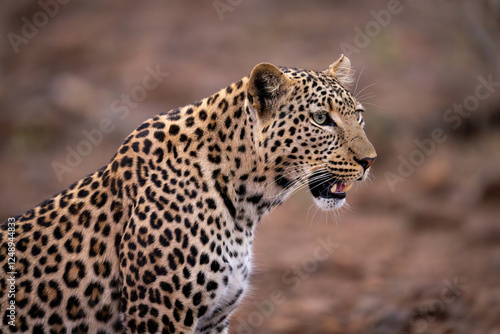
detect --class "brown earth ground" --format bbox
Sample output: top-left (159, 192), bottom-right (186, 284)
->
top-left (1, 1), bottom-right (500, 333)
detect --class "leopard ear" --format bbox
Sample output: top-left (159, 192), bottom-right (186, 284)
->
top-left (326, 54), bottom-right (354, 86)
top-left (248, 63), bottom-right (291, 120)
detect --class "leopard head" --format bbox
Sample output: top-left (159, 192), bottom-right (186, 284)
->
top-left (247, 55), bottom-right (377, 210)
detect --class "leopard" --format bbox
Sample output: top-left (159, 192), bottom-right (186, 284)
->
top-left (0, 54), bottom-right (376, 333)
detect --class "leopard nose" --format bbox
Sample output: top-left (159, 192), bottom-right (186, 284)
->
top-left (354, 156), bottom-right (376, 171)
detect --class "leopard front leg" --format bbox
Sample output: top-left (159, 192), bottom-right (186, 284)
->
top-left (119, 208), bottom-right (205, 333)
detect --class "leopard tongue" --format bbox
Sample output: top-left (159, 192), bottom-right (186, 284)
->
top-left (330, 183), bottom-right (353, 193)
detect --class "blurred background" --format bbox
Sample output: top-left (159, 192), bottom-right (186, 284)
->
top-left (1, 1), bottom-right (499, 333)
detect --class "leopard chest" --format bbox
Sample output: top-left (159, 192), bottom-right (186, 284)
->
top-left (199, 234), bottom-right (253, 326)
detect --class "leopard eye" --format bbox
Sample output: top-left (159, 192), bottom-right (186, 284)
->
top-left (313, 113), bottom-right (327, 125)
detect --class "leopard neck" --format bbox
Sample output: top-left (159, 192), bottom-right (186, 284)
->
top-left (185, 78), bottom-right (285, 230)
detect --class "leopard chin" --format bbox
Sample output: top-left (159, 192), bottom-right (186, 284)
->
top-left (312, 196), bottom-right (347, 210)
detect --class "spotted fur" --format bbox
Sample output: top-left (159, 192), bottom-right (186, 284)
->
top-left (0, 55), bottom-right (376, 333)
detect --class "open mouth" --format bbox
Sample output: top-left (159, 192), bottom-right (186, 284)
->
top-left (308, 172), bottom-right (353, 200)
